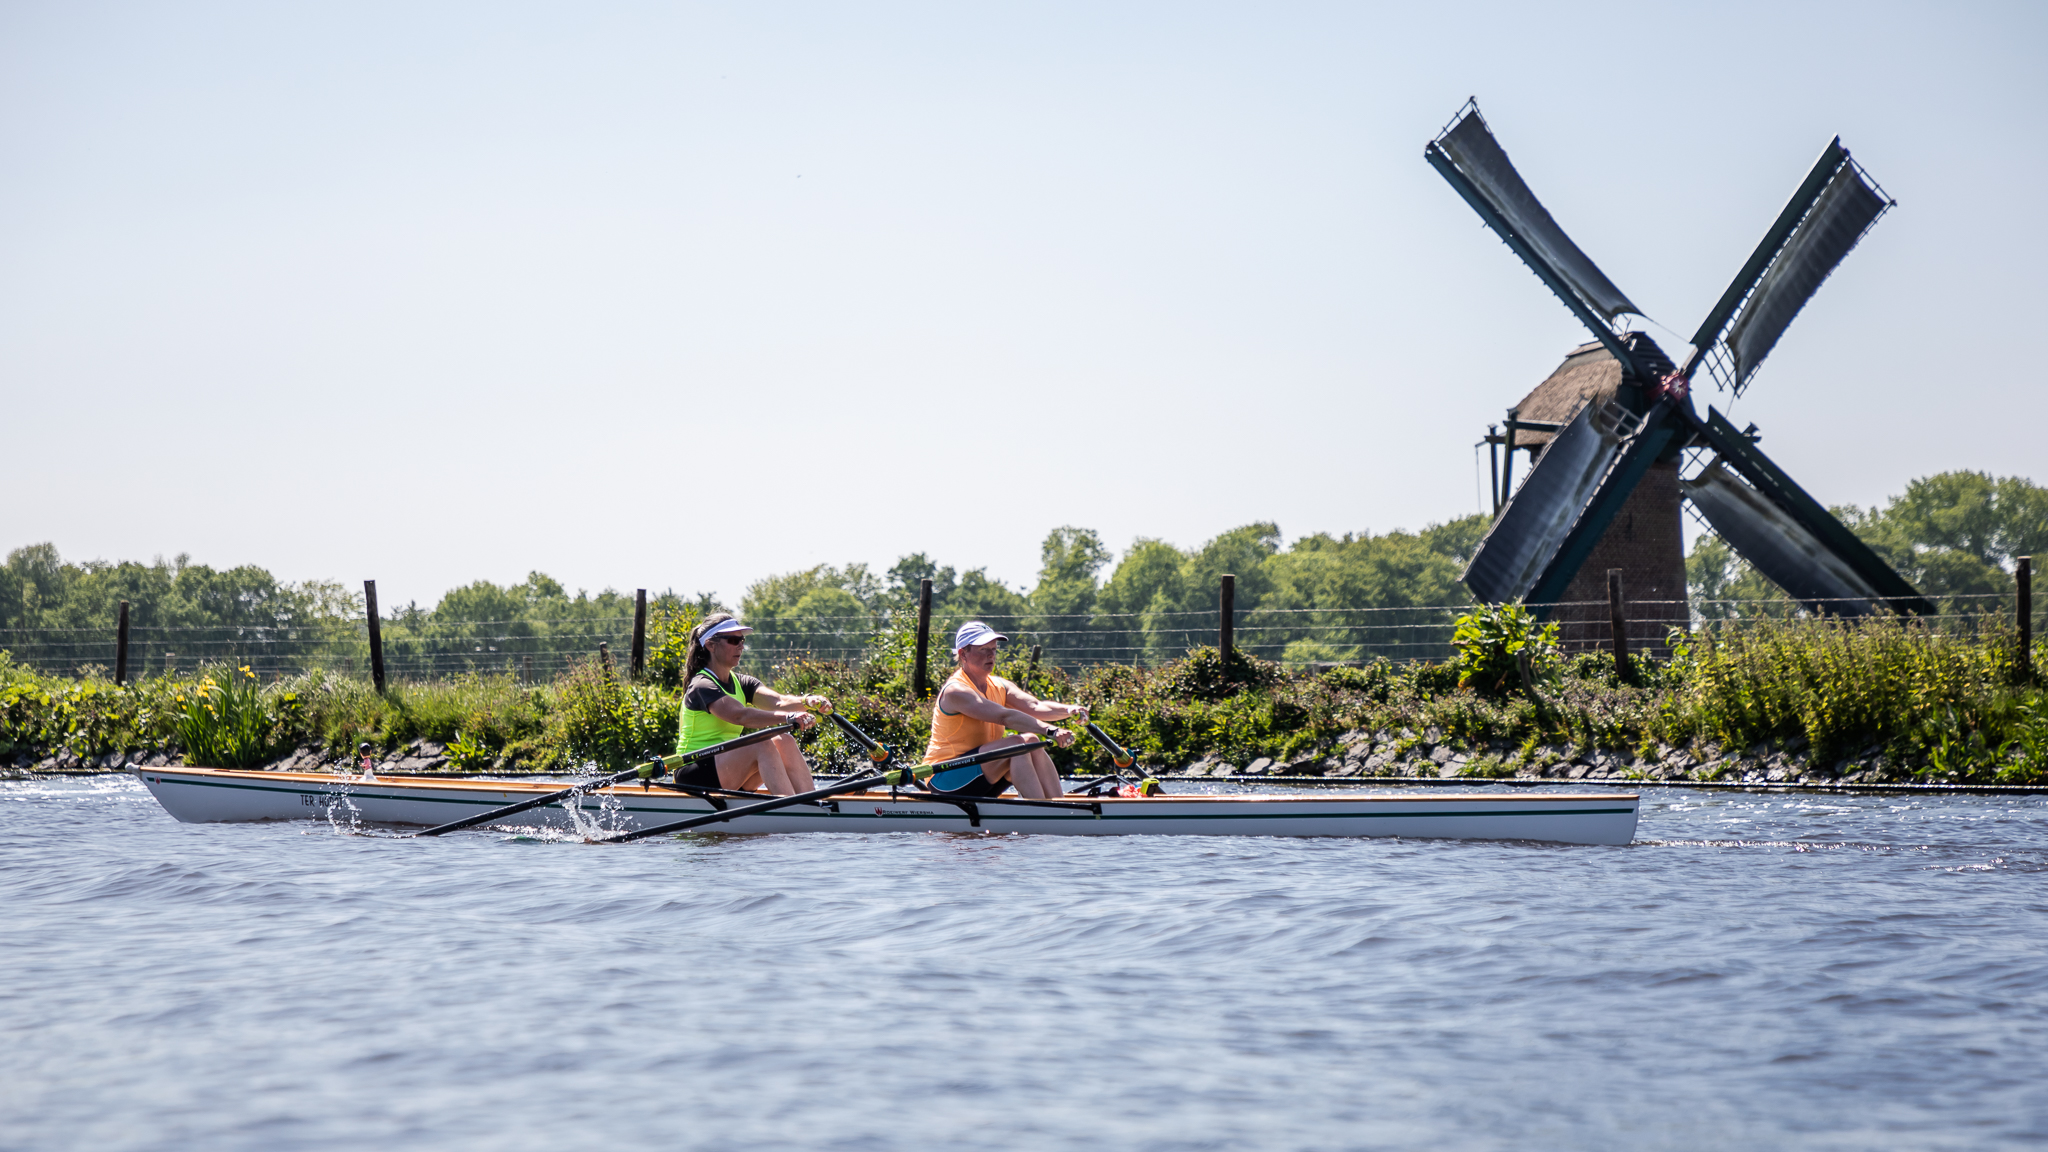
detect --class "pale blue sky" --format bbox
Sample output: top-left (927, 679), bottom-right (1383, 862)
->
top-left (4, 1), bottom-right (2042, 609)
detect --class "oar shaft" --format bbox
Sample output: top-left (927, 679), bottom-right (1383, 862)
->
top-left (826, 712), bottom-right (894, 765)
top-left (1084, 722), bottom-right (1134, 768)
top-left (411, 724), bottom-right (794, 838)
top-left (920, 738), bottom-right (1050, 778)
top-left (607, 769), bottom-right (899, 842)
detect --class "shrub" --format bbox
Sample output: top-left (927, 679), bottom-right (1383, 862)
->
top-left (1451, 602), bottom-right (1559, 696)
top-left (176, 665), bottom-right (297, 769)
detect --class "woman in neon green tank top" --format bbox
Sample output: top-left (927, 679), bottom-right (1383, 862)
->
top-left (676, 613), bottom-right (828, 795)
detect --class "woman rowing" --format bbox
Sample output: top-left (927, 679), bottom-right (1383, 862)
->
top-left (675, 613), bottom-right (826, 796)
top-left (922, 621), bottom-right (1088, 799)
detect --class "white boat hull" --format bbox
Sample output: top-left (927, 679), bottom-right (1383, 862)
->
top-left (130, 767), bottom-right (1639, 845)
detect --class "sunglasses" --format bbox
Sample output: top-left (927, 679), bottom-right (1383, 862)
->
top-left (714, 634), bottom-right (748, 647)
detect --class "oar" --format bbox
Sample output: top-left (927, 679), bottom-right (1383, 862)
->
top-left (1082, 721), bottom-right (1162, 796)
top-left (603, 766), bottom-right (906, 842)
top-left (826, 712), bottom-right (1102, 812)
top-left (410, 724), bottom-right (796, 837)
top-left (824, 711), bottom-right (1030, 785)
top-left (921, 739), bottom-right (1063, 793)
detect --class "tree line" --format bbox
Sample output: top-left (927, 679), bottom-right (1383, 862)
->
top-left (5, 470), bottom-right (2043, 672)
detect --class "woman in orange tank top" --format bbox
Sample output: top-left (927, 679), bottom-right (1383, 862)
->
top-left (922, 621), bottom-right (1090, 799)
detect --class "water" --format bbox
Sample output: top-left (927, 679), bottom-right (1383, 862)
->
top-left (4, 777), bottom-right (2046, 1150)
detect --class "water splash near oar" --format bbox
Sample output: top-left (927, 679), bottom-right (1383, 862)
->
top-left (409, 724), bottom-right (796, 838)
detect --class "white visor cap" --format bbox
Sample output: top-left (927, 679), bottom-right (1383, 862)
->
top-left (698, 618), bottom-right (754, 647)
top-left (952, 620), bottom-right (1009, 654)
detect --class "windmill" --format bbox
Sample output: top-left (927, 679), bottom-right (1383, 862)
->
top-left (1424, 100), bottom-right (1932, 646)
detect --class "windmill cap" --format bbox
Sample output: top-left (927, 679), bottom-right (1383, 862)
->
top-left (952, 621), bottom-right (1008, 654)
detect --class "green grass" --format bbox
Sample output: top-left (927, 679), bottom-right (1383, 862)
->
top-left (5, 617), bottom-right (2046, 783)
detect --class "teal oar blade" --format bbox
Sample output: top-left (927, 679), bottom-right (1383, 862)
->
top-left (409, 724), bottom-right (795, 838)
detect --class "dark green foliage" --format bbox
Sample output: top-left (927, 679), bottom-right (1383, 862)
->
top-left (5, 623), bottom-right (2048, 783)
top-left (543, 659), bottom-right (678, 771)
top-left (1154, 646), bottom-right (1283, 701)
top-left (642, 603), bottom-right (707, 689)
top-left (175, 665), bottom-right (297, 769)
top-left (1451, 603), bottom-right (1559, 696)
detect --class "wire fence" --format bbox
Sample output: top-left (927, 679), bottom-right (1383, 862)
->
top-left (2, 591), bottom-right (2037, 682)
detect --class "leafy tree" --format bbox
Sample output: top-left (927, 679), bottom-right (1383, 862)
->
top-left (885, 553), bottom-right (957, 614)
top-left (1094, 539), bottom-right (1185, 619)
top-left (1418, 514), bottom-right (1491, 568)
top-left (741, 564), bottom-right (877, 658)
top-left (1030, 526), bottom-right (1110, 635)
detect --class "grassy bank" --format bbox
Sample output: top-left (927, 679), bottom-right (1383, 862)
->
top-left (5, 615), bottom-right (2045, 785)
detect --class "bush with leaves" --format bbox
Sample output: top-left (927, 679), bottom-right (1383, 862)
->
top-left (176, 664), bottom-right (299, 769)
top-left (1451, 603), bottom-right (1560, 696)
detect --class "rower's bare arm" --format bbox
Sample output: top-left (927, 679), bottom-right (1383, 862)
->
top-left (752, 687), bottom-right (827, 712)
top-left (1002, 683), bottom-right (1090, 726)
top-left (709, 694), bottom-right (817, 730)
top-left (941, 684), bottom-right (1048, 734)
top-left (940, 684), bottom-right (1077, 746)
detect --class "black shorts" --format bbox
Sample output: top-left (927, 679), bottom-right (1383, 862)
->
top-left (672, 758), bottom-right (722, 789)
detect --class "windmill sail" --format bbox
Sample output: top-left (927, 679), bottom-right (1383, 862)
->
top-left (1684, 408), bottom-right (1932, 615)
top-left (1682, 461), bottom-right (1889, 614)
top-left (1426, 104), bottom-right (1645, 377)
top-left (1463, 398), bottom-right (1632, 604)
top-left (1688, 140), bottom-right (1892, 395)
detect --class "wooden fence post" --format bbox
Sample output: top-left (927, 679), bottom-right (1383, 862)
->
top-left (1220, 574), bottom-right (1236, 669)
top-left (522, 653), bottom-right (533, 684)
top-left (913, 578), bottom-right (933, 699)
top-left (599, 641), bottom-right (614, 679)
top-left (115, 600), bottom-right (130, 686)
top-left (630, 588), bottom-right (648, 678)
top-left (1607, 569), bottom-right (1629, 679)
top-left (2019, 556), bottom-right (2033, 683)
top-left (1027, 643), bottom-right (1042, 684)
top-left (364, 580), bottom-right (386, 692)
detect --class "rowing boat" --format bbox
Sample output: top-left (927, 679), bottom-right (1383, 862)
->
top-left (129, 766), bottom-right (1639, 844)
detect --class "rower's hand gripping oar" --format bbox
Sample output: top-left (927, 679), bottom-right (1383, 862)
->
top-left (1082, 722), bottom-right (1162, 796)
top-left (822, 712), bottom-right (1104, 815)
top-left (409, 724), bottom-right (796, 838)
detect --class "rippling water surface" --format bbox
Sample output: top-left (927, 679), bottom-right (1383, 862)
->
top-left (4, 777), bottom-right (2047, 1150)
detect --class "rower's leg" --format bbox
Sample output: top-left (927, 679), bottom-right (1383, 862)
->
top-left (1012, 746), bottom-right (1062, 799)
top-left (1027, 746), bottom-right (1063, 798)
top-left (760, 735), bottom-right (813, 795)
top-left (714, 748), bottom-right (768, 793)
top-left (972, 735), bottom-right (1037, 793)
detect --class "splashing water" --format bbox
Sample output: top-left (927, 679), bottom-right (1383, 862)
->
top-left (556, 763), bottom-right (629, 840)
top-left (319, 767), bottom-right (366, 834)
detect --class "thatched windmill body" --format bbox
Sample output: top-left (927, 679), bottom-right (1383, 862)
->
top-left (1425, 101), bottom-right (1932, 646)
